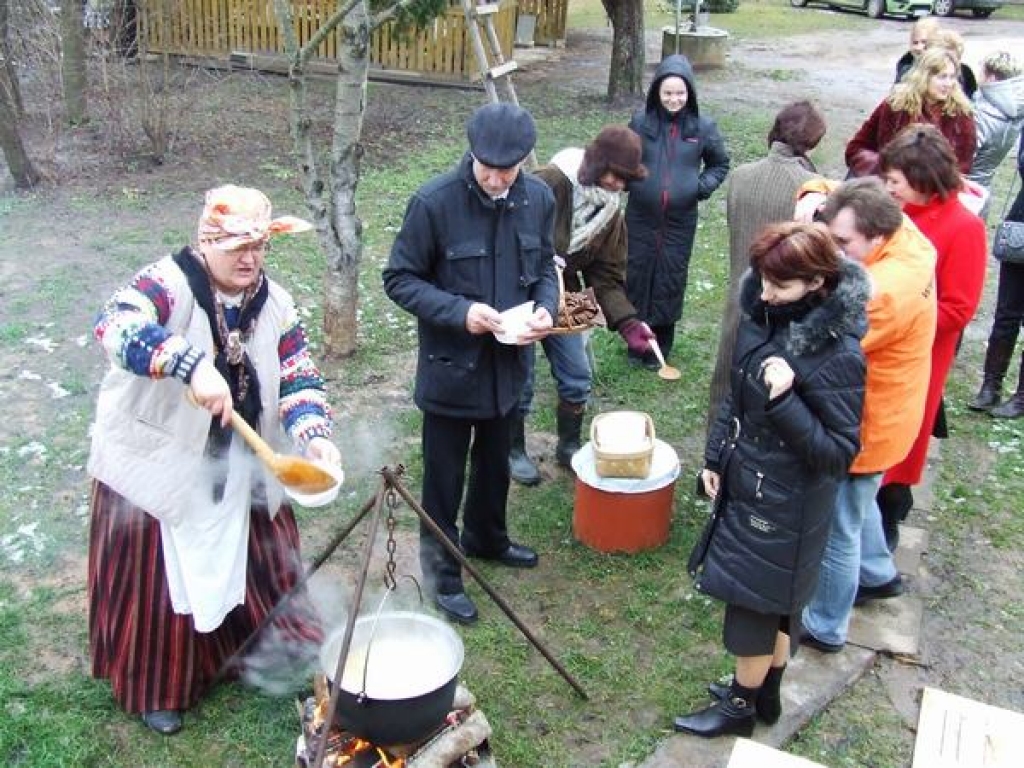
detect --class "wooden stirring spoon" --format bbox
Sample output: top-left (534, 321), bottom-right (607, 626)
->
top-left (187, 391), bottom-right (337, 494)
top-left (649, 339), bottom-right (682, 382)
top-left (227, 412), bottom-right (338, 494)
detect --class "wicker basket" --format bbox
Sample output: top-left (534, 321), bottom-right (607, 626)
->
top-left (590, 411), bottom-right (655, 479)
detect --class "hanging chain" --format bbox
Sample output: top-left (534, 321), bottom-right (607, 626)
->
top-left (383, 481), bottom-right (400, 592)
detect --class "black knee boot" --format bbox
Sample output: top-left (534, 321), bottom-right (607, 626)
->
top-left (756, 665), bottom-right (785, 725)
top-left (674, 679), bottom-right (756, 737)
top-left (969, 338), bottom-right (1015, 412)
top-left (991, 352), bottom-right (1024, 419)
top-left (876, 483), bottom-right (913, 552)
top-left (555, 401), bottom-right (585, 468)
top-left (508, 413), bottom-right (541, 486)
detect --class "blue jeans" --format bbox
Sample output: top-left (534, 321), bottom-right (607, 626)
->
top-left (519, 332), bottom-right (591, 412)
top-left (802, 473), bottom-right (899, 645)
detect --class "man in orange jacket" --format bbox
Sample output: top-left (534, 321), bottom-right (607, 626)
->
top-left (800, 177), bottom-right (937, 653)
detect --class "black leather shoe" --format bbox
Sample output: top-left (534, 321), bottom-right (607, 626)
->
top-left (799, 629), bottom-right (843, 654)
top-left (434, 592), bottom-right (478, 625)
top-left (142, 710), bottom-right (183, 735)
top-left (673, 697), bottom-right (755, 738)
top-left (707, 676), bottom-right (781, 725)
top-left (463, 542), bottom-right (539, 569)
top-left (854, 575), bottom-right (904, 606)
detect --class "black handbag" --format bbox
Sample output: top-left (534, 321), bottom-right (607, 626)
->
top-left (993, 175), bottom-right (1024, 264)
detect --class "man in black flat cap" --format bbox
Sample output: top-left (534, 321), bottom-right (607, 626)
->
top-left (383, 102), bottom-right (558, 624)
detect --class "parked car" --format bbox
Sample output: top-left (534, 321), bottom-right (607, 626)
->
top-left (932, 0), bottom-right (1003, 17)
top-left (790, 0), bottom-right (934, 19)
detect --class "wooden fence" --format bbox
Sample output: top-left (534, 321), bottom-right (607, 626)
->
top-left (517, 0), bottom-right (567, 46)
top-left (137, 0), bottom-right (518, 83)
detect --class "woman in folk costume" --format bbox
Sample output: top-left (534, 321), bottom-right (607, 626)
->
top-left (873, 126), bottom-right (986, 550)
top-left (847, 47), bottom-right (975, 179)
top-left (510, 125), bottom-right (653, 484)
top-left (88, 185), bottom-right (341, 735)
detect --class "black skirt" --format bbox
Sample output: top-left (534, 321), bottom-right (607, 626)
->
top-left (722, 603), bottom-right (800, 657)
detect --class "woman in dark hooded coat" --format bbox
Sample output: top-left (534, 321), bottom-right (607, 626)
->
top-left (625, 54), bottom-right (730, 368)
top-left (677, 222), bottom-right (868, 738)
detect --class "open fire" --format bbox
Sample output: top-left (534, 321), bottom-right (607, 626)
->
top-left (295, 675), bottom-right (495, 768)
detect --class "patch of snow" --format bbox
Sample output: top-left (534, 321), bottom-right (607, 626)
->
top-left (18, 370), bottom-right (42, 381)
top-left (25, 335), bottom-right (58, 353)
top-left (47, 381), bottom-right (70, 399)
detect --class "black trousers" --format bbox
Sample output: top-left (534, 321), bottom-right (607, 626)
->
top-left (420, 410), bottom-right (514, 595)
top-left (988, 261), bottom-right (1024, 347)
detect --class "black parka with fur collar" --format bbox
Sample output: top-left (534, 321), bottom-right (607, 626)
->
top-left (693, 259), bottom-right (870, 616)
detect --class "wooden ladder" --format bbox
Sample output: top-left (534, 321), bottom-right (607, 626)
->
top-left (461, 0), bottom-right (537, 167)
top-left (462, 0), bottom-right (519, 104)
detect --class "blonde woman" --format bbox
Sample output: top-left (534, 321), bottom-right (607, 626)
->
top-left (847, 47), bottom-right (975, 178)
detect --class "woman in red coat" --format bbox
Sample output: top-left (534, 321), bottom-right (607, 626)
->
top-left (847, 48), bottom-right (976, 178)
top-left (874, 125), bottom-right (987, 549)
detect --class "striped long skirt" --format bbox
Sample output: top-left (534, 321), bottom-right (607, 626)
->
top-left (87, 480), bottom-right (323, 714)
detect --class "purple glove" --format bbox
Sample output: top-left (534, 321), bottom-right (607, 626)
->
top-left (618, 318), bottom-right (656, 356)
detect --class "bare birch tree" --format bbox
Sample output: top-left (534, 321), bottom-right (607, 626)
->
top-left (271, 0), bottom-right (446, 359)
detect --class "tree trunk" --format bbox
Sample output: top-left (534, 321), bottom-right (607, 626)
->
top-left (0, 0), bottom-right (24, 116)
top-left (0, 84), bottom-right (40, 189)
top-left (61, 0), bottom-right (88, 124)
top-left (602, 0), bottom-right (645, 102)
top-left (322, 6), bottom-right (369, 359)
top-left (0, 0), bottom-right (39, 188)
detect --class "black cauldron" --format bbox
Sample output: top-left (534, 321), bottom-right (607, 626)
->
top-left (320, 611), bottom-right (465, 746)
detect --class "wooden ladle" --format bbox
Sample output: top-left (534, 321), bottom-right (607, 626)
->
top-left (187, 392), bottom-right (338, 494)
top-left (649, 339), bottom-right (682, 382)
top-left (228, 413), bottom-right (338, 494)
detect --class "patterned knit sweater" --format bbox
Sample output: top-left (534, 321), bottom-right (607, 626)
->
top-left (94, 252), bottom-right (331, 447)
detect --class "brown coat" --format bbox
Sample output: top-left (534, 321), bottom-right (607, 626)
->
top-left (533, 164), bottom-right (636, 329)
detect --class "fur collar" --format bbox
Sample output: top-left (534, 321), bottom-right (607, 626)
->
top-left (739, 258), bottom-right (870, 357)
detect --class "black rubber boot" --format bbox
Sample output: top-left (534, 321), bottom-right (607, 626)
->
top-left (990, 360), bottom-right (1024, 418)
top-left (969, 338), bottom-right (1015, 412)
top-left (675, 680), bottom-right (756, 737)
top-left (555, 400), bottom-right (585, 468)
top-left (508, 413), bottom-right (541, 486)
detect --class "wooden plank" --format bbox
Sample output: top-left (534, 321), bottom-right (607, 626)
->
top-left (474, 3), bottom-right (501, 16)
top-left (728, 739), bottom-right (827, 768)
top-left (487, 60), bottom-right (517, 79)
top-left (912, 687), bottom-right (1024, 768)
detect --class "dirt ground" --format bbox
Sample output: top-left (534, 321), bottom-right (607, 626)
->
top-left (3, 11), bottom-right (1024, 763)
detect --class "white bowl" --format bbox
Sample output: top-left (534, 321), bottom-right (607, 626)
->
top-left (494, 300), bottom-right (535, 345)
top-left (284, 461), bottom-right (345, 508)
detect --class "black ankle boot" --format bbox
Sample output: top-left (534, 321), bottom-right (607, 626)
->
top-left (708, 666), bottom-right (784, 725)
top-left (675, 681), bottom-right (756, 737)
top-left (991, 392), bottom-right (1024, 419)
top-left (508, 413), bottom-right (540, 486)
top-left (968, 379), bottom-right (1002, 411)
